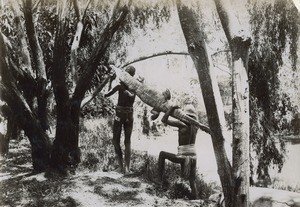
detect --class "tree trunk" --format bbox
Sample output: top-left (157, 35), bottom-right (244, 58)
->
top-left (0, 34), bottom-right (51, 171)
top-left (70, 0), bottom-right (92, 89)
top-left (70, 21), bottom-right (83, 87)
top-left (0, 105), bottom-right (11, 155)
top-left (6, 115), bottom-right (19, 141)
top-left (176, 3), bottom-right (234, 206)
top-left (23, 0), bottom-right (49, 131)
top-left (231, 39), bottom-right (250, 207)
top-left (50, 0), bottom-right (131, 170)
top-left (10, 0), bottom-right (34, 78)
top-left (1, 84), bottom-right (51, 171)
top-left (0, 133), bottom-right (9, 156)
top-left (9, 59), bottom-right (36, 108)
top-left (72, 0), bottom-right (130, 102)
top-left (214, 0), bottom-right (251, 206)
top-left (49, 0), bottom-right (73, 170)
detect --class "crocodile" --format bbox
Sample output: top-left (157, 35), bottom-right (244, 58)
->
top-left (110, 65), bottom-right (210, 134)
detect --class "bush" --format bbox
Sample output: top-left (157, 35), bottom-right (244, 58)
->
top-left (78, 117), bottom-right (216, 200)
top-left (79, 118), bottom-right (117, 171)
top-left (131, 153), bottom-right (215, 200)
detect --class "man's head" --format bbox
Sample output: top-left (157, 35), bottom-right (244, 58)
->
top-left (125, 66), bottom-right (135, 76)
top-left (183, 104), bottom-right (197, 120)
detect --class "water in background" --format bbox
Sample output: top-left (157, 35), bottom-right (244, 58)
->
top-left (131, 129), bottom-right (300, 189)
top-left (269, 141), bottom-right (300, 189)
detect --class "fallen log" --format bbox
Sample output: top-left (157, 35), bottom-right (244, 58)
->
top-left (110, 65), bottom-right (210, 134)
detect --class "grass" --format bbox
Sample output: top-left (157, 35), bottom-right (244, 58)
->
top-left (78, 117), bottom-right (117, 172)
top-left (78, 117), bottom-right (216, 200)
top-left (0, 117), bottom-right (217, 206)
top-left (2, 116), bottom-right (300, 206)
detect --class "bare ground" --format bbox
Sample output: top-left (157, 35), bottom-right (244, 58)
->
top-left (0, 139), bottom-right (212, 207)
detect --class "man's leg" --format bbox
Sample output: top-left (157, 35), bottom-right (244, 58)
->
top-left (189, 159), bottom-right (198, 199)
top-left (158, 151), bottom-right (166, 181)
top-left (112, 119), bottom-right (123, 172)
top-left (158, 151), bottom-right (184, 181)
top-left (124, 116), bottom-right (133, 174)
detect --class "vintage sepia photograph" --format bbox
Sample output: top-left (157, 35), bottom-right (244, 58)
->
top-left (0, 0), bottom-right (300, 206)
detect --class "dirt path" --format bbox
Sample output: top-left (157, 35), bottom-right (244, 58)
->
top-left (63, 170), bottom-right (203, 207)
top-left (0, 139), bottom-right (206, 207)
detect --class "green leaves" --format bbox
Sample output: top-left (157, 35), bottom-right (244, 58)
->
top-left (248, 0), bottom-right (299, 178)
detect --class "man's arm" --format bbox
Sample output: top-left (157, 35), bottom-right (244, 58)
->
top-left (161, 106), bottom-right (186, 128)
top-left (105, 85), bottom-right (120, 97)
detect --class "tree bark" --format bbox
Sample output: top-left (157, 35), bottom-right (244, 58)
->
top-left (0, 84), bottom-right (51, 171)
top-left (70, 0), bottom-right (92, 88)
top-left (10, 1), bottom-right (34, 78)
top-left (72, 0), bottom-right (131, 102)
top-left (214, 0), bottom-right (251, 206)
top-left (0, 108), bottom-right (20, 155)
top-left (23, 0), bottom-right (49, 131)
top-left (50, 0), bottom-right (131, 170)
top-left (0, 34), bottom-right (51, 171)
top-left (176, 3), bottom-right (234, 206)
top-left (49, 0), bottom-right (73, 170)
top-left (70, 0), bottom-right (131, 161)
top-left (0, 105), bottom-right (11, 155)
top-left (0, 133), bottom-right (9, 155)
top-left (9, 59), bottom-right (36, 108)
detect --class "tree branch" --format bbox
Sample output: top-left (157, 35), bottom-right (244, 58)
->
top-left (81, 74), bottom-right (110, 108)
top-left (70, 0), bottom-right (92, 89)
top-left (72, 0), bottom-right (81, 20)
top-left (212, 63), bottom-right (231, 75)
top-left (82, 0), bottom-right (92, 20)
top-left (23, 0), bottom-right (46, 80)
top-left (72, 0), bottom-right (131, 103)
top-left (211, 50), bottom-right (231, 57)
top-left (51, 0), bottom-right (70, 109)
top-left (10, 1), bottom-right (34, 77)
top-left (0, 34), bottom-right (50, 170)
top-left (9, 58), bottom-right (36, 87)
top-left (120, 51), bottom-right (189, 68)
top-left (23, 0), bottom-right (50, 130)
top-left (32, 0), bottom-right (42, 12)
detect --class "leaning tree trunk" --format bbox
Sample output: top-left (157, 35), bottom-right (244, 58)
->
top-left (176, 3), bottom-right (235, 206)
top-left (11, 0), bottom-right (35, 108)
top-left (0, 34), bottom-right (51, 171)
top-left (214, 0), bottom-right (251, 206)
top-left (0, 1), bottom-right (36, 154)
top-left (50, 0), bottom-right (131, 170)
top-left (70, 0), bottom-right (92, 89)
top-left (23, 0), bottom-right (49, 131)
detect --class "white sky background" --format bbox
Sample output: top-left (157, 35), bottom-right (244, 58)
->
top-left (293, 0), bottom-right (300, 11)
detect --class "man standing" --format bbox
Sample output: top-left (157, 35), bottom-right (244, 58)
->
top-left (105, 66), bottom-right (136, 174)
top-left (158, 104), bottom-right (199, 199)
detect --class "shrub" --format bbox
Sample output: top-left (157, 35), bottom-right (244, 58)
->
top-left (78, 117), bottom-right (216, 200)
top-left (79, 117), bottom-right (117, 171)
